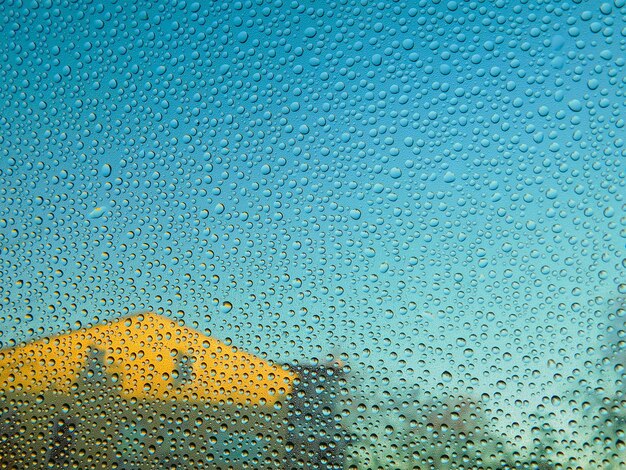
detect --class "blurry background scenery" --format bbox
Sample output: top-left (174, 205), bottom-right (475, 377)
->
top-left (0, 0), bottom-right (624, 467)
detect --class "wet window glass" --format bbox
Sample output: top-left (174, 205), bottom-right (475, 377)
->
top-left (0, 0), bottom-right (624, 468)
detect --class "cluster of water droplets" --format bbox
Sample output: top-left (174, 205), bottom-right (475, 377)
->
top-left (0, 0), bottom-right (625, 467)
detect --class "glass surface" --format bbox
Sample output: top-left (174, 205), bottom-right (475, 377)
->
top-left (0, 0), bottom-right (624, 468)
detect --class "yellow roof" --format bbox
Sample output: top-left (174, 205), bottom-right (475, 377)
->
top-left (0, 312), bottom-right (295, 406)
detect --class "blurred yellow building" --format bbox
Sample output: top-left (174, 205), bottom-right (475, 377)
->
top-left (0, 311), bottom-right (295, 406)
top-left (0, 312), bottom-right (348, 469)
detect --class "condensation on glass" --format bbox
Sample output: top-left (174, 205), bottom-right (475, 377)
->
top-left (0, 0), bottom-right (624, 468)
